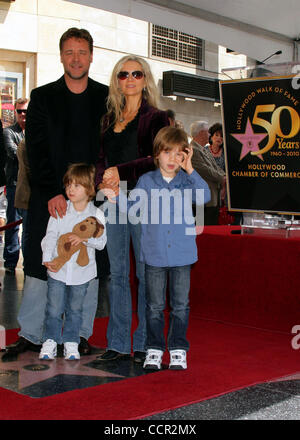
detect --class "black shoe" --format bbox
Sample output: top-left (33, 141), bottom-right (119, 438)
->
top-left (78, 337), bottom-right (91, 355)
top-left (133, 351), bottom-right (146, 364)
top-left (1, 351), bottom-right (18, 362)
top-left (1, 337), bottom-right (41, 361)
top-left (96, 350), bottom-right (129, 361)
top-left (6, 336), bottom-right (41, 353)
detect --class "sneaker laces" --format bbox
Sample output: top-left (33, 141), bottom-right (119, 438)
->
top-left (170, 350), bottom-right (186, 365)
top-left (42, 339), bottom-right (56, 350)
top-left (145, 349), bottom-right (162, 362)
top-left (65, 342), bottom-right (78, 351)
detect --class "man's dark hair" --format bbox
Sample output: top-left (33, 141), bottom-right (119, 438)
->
top-left (59, 27), bottom-right (93, 53)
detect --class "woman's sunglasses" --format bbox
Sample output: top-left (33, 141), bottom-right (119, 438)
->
top-left (117, 70), bottom-right (144, 80)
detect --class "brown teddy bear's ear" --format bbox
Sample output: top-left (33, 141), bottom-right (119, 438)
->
top-left (93, 219), bottom-right (105, 238)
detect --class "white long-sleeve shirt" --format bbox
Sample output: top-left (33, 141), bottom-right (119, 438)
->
top-left (41, 200), bottom-right (107, 285)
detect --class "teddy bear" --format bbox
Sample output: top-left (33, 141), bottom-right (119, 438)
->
top-left (49, 216), bottom-right (104, 272)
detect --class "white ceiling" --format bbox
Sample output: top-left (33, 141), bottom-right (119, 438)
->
top-left (180, 0), bottom-right (299, 39)
top-left (68, 0), bottom-right (300, 63)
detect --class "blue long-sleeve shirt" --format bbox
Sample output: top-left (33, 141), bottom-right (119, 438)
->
top-left (120, 168), bottom-right (210, 267)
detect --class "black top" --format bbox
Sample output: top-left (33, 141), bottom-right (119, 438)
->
top-left (103, 113), bottom-right (140, 166)
top-left (66, 88), bottom-right (92, 165)
top-left (103, 113), bottom-right (140, 188)
top-left (26, 76), bottom-right (108, 200)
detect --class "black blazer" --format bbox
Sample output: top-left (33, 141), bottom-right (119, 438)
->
top-left (24, 76), bottom-right (108, 280)
top-left (26, 75), bottom-right (108, 200)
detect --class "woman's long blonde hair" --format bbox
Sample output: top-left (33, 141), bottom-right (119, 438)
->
top-left (105, 55), bottom-right (160, 127)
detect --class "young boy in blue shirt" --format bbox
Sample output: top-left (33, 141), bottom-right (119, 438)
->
top-left (114, 127), bottom-right (210, 370)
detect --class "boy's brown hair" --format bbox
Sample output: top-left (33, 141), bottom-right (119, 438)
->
top-left (153, 126), bottom-right (189, 167)
top-left (63, 163), bottom-right (96, 201)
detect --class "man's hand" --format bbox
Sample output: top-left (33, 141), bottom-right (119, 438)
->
top-left (48, 194), bottom-right (67, 218)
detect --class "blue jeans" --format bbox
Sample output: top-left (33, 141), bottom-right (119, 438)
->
top-left (43, 277), bottom-right (89, 344)
top-left (18, 276), bottom-right (99, 344)
top-left (145, 264), bottom-right (191, 352)
top-left (105, 207), bottom-right (146, 354)
top-left (4, 185), bottom-right (22, 268)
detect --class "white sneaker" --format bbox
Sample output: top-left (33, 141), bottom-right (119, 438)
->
top-left (143, 349), bottom-right (163, 370)
top-left (39, 339), bottom-right (57, 360)
top-left (64, 342), bottom-right (80, 360)
top-left (169, 350), bottom-right (187, 369)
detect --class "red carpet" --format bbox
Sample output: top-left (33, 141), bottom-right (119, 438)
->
top-left (0, 316), bottom-right (299, 420)
top-left (1, 226), bottom-right (300, 419)
top-left (191, 226), bottom-right (300, 332)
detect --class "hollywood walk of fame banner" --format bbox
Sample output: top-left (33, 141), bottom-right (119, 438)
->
top-left (220, 75), bottom-right (300, 214)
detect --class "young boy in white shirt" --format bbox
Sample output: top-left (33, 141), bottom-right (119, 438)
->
top-left (39, 163), bottom-right (106, 361)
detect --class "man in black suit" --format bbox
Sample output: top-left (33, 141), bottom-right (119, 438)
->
top-left (3, 28), bottom-right (108, 359)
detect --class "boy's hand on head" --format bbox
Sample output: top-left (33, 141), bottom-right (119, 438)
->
top-left (177, 147), bottom-right (194, 175)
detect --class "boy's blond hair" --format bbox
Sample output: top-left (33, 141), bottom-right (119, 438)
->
top-left (153, 126), bottom-right (189, 167)
top-left (63, 163), bottom-right (96, 201)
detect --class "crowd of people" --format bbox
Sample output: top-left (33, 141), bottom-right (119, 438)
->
top-left (0, 27), bottom-right (228, 369)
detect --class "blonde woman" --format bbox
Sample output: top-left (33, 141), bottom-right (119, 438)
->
top-left (95, 55), bottom-right (169, 363)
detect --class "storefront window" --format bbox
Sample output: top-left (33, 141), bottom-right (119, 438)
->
top-left (0, 71), bottom-right (23, 128)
